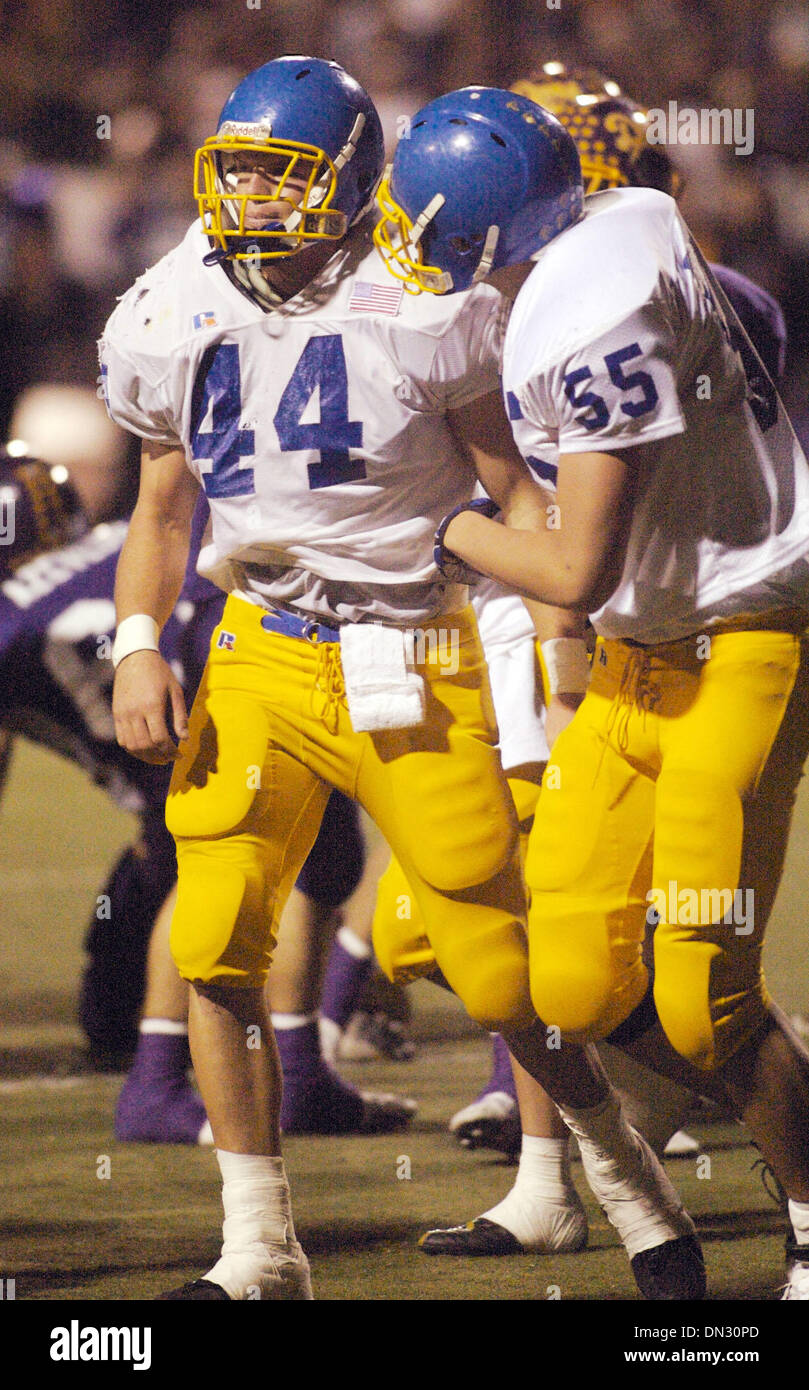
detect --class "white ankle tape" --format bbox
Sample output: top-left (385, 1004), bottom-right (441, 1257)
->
top-left (216, 1151), bottom-right (294, 1247)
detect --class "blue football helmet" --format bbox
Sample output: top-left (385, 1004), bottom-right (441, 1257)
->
top-left (375, 87), bottom-right (584, 293)
top-left (195, 56), bottom-right (385, 261)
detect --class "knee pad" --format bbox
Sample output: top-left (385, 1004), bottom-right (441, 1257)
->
top-left (393, 746), bottom-right (518, 893)
top-left (654, 928), bottom-right (769, 1070)
top-left (166, 692), bottom-right (271, 839)
top-left (529, 951), bottom-right (649, 1042)
top-left (439, 922), bottom-right (534, 1032)
top-left (652, 767), bottom-right (756, 1069)
top-left (170, 844), bottom-right (275, 987)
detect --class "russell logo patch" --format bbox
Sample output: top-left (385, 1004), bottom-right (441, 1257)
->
top-left (217, 630), bottom-right (237, 651)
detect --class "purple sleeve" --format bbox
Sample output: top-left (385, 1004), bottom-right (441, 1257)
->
top-left (710, 263), bottom-right (787, 386)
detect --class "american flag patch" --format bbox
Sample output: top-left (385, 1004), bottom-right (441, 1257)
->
top-left (192, 311), bottom-right (217, 330)
top-left (348, 281), bottom-right (404, 316)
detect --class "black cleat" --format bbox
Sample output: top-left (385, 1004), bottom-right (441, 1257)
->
top-left (630, 1234), bottom-right (706, 1301)
top-left (448, 1092), bottom-right (521, 1157)
top-left (156, 1278), bottom-right (230, 1300)
top-left (419, 1217), bottom-right (525, 1257)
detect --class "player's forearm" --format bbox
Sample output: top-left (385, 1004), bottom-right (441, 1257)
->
top-left (444, 510), bottom-right (591, 609)
top-left (526, 600), bottom-right (588, 644)
top-left (114, 502), bottom-right (191, 629)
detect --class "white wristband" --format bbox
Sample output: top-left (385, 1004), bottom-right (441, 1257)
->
top-left (540, 637), bottom-right (590, 696)
top-left (112, 614), bottom-right (160, 669)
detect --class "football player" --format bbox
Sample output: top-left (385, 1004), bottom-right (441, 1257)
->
top-left (429, 63), bottom-right (790, 1175)
top-left (103, 57), bottom-right (704, 1301)
top-left (0, 446), bottom-right (405, 1141)
top-left (0, 449), bottom-right (216, 1140)
top-left (377, 85), bottom-right (809, 1299)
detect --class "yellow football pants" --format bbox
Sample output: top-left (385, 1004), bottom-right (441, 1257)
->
top-left (526, 622), bottom-right (809, 1070)
top-left (165, 595), bottom-right (534, 1031)
top-left (373, 774), bottom-right (540, 982)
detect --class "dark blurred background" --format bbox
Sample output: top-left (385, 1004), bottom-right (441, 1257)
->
top-left (1, 0), bottom-right (808, 472)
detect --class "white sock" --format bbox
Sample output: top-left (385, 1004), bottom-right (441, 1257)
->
top-left (789, 1198), bottom-right (809, 1247)
top-left (139, 1018), bottom-right (189, 1036)
top-left (205, 1151), bottom-right (300, 1299)
top-left (336, 925), bottom-right (372, 959)
top-left (560, 1090), bottom-right (690, 1260)
top-left (482, 1136), bottom-right (587, 1250)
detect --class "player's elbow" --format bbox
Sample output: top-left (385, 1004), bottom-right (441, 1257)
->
top-left (540, 558), bottom-right (607, 611)
top-left (551, 540), bottom-right (624, 612)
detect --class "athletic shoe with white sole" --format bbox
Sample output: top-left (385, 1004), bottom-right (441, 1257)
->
top-left (782, 1240), bottom-right (809, 1300)
top-left (157, 1242), bottom-right (314, 1300)
top-left (419, 1190), bottom-right (589, 1257)
top-left (448, 1090), bottom-right (521, 1157)
top-left (280, 1061), bottom-right (417, 1135)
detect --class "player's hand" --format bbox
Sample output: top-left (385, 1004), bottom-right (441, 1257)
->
top-left (113, 650), bottom-right (189, 764)
top-left (544, 692), bottom-right (583, 753)
top-left (434, 497), bottom-right (500, 582)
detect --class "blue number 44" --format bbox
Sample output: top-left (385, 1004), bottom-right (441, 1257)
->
top-left (275, 336), bottom-right (366, 490)
top-left (191, 335), bottom-right (366, 496)
top-left (190, 343), bottom-right (255, 498)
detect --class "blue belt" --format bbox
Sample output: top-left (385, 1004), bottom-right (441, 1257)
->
top-left (260, 606), bottom-right (341, 644)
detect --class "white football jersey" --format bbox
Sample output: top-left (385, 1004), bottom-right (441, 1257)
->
top-left (99, 219), bottom-right (508, 625)
top-left (504, 187), bottom-right (809, 643)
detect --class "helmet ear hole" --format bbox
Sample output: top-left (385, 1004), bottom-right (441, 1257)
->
top-left (449, 231), bottom-right (485, 256)
top-left (490, 133), bottom-right (506, 147)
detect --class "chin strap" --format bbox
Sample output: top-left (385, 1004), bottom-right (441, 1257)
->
top-left (472, 224), bottom-right (500, 283)
top-left (407, 193), bottom-right (445, 256)
top-left (334, 112), bottom-right (366, 173)
top-left (231, 259), bottom-right (285, 307)
top-left (307, 111), bottom-right (367, 223)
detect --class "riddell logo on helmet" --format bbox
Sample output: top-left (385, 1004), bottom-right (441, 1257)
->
top-left (219, 121), bottom-right (273, 140)
top-left (644, 102), bottom-right (754, 156)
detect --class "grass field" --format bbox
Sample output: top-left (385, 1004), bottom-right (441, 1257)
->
top-left (1, 738), bottom-right (808, 1319)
